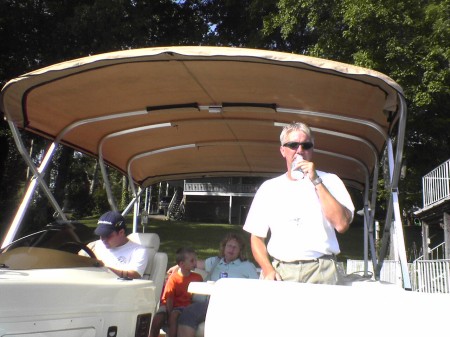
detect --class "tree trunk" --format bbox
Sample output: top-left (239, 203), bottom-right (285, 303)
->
top-left (89, 160), bottom-right (99, 196)
top-left (53, 145), bottom-right (73, 211)
top-left (121, 175), bottom-right (129, 210)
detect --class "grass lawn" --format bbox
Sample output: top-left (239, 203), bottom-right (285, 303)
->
top-left (146, 218), bottom-right (247, 266)
top-left (82, 215), bottom-right (365, 268)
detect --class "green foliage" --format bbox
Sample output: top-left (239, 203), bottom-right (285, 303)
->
top-left (65, 153), bottom-right (95, 218)
top-left (201, 0), bottom-right (290, 48)
top-left (120, 177), bottom-right (130, 211)
top-left (0, 0), bottom-right (210, 228)
top-left (92, 187), bottom-right (111, 215)
top-left (261, 0), bottom-right (450, 216)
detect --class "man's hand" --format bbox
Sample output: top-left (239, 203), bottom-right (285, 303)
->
top-left (262, 269), bottom-right (283, 281)
top-left (167, 265), bottom-right (179, 275)
top-left (250, 235), bottom-right (283, 280)
top-left (109, 267), bottom-right (141, 279)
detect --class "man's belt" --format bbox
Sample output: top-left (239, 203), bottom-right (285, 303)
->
top-left (275, 254), bottom-right (336, 264)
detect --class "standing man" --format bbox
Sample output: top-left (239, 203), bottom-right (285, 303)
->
top-left (243, 122), bottom-right (354, 284)
top-left (81, 210), bottom-right (149, 279)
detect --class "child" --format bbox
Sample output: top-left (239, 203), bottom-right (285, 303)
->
top-left (150, 247), bottom-right (203, 337)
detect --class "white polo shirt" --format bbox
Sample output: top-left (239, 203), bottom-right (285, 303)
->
top-left (243, 171), bottom-right (354, 262)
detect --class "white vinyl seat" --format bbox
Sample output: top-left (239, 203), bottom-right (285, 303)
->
top-left (193, 268), bottom-right (208, 280)
top-left (196, 322), bottom-right (205, 337)
top-left (191, 268), bottom-right (209, 337)
top-left (128, 233), bottom-right (168, 305)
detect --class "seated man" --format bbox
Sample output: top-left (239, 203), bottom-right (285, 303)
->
top-left (80, 211), bottom-right (149, 279)
top-left (150, 247), bottom-right (203, 337)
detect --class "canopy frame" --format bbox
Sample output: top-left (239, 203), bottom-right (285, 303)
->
top-left (0, 46), bottom-right (409, 288)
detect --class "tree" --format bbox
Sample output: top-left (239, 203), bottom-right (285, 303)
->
top-left (0, 0), bottom-right (448, 233)
top-left (258, 0), bottom-right (450, 216)
top-left (0, 0), bottom-right (210, 230)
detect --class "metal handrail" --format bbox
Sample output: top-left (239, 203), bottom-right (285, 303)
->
top-left (413, 242), bottom-right (446, 262)
top-left (422, 159), bottom-right (450, 208)
top-left (411, 259), bottom-right (450, 293)
top-left (184, 182), bottom-right (259, 194)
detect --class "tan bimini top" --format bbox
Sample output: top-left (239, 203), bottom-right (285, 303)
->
top-left (0, 46), bottom-right (405, 191)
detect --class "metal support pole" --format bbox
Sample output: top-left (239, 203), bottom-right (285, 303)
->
top-left (98, 153), bottom-right (118, 212)
top-left (2, 122), bottom-right (67, 248)
top-left (364, 205), bottom-right (378, 274)
top-left (133, 189), bottom-right (141, 233)
top-left (229, 196), bottom-right (232, 225)
top-left (422, 221), bottom-right (429, 260)
top-left (363, 206), bottom-right (369, 276)
top-left (147, 185), bottom-right (153, 213)
top-left (375, 94), bottom-right (411, 289)
top-left (392, 189), bottom-right (411, 289)
top-left (443, 212), bottom-right (450, 259)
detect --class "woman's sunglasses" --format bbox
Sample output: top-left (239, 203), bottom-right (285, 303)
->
top-left (282, 141), bottom-right (314, 150)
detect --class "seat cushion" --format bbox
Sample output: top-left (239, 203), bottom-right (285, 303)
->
top-left (128, 233), bottom-right (160, 278)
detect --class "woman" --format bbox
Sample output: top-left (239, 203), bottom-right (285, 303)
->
top-left (198, 232), bottom-right (259, 280)
top-left (175, 233), bottom-right (259, 337)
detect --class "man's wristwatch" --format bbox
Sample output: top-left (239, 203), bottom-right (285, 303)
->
top-left (312, 176), bottom-right (323, 186)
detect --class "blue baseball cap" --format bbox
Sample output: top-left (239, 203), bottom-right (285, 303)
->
top-left (95, 211), bottom-right (126, 236)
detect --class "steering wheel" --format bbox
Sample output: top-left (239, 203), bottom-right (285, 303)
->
top-left (57, 241), bottom-right (97, 259)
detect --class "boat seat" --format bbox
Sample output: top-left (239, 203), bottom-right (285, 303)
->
top-left (190, 268), bottom-right (210, 337)
top-left (128, 233), bottom-right (168, 303)
top-left (193, 267), bottom-right (208, 280)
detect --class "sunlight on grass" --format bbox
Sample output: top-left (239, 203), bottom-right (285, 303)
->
top-left (146, 219), bottom-right (251, 266)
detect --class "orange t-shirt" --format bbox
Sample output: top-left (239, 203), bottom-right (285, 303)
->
top-left (161, 271), bottom-right (203, 308)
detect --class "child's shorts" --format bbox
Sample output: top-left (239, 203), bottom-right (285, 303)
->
top-left (156, 305), bottom-right (185, 315)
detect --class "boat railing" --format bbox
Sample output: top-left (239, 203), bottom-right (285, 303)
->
top-left (411, 259), bottom-right (450, 293)
top-left (422, 159), bottom-right (450, 208)
top-left (346, 259), bottom-right (404, 285)
top-left (184, 182), bottom-right (259, 194)
top-left (413, 242), bottom-right (446, 262)
top-left (347, 258), bottom-right (450, 293)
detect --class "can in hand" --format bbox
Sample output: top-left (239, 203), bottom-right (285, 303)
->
top-left (291, 155), bottom-right (304, 180)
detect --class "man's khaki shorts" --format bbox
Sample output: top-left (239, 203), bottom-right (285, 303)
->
top-left (273, 257), bottom-right (340, 285)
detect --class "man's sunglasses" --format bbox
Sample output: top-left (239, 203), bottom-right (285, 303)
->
top-left (282, 141), bottom-right (314, 150)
